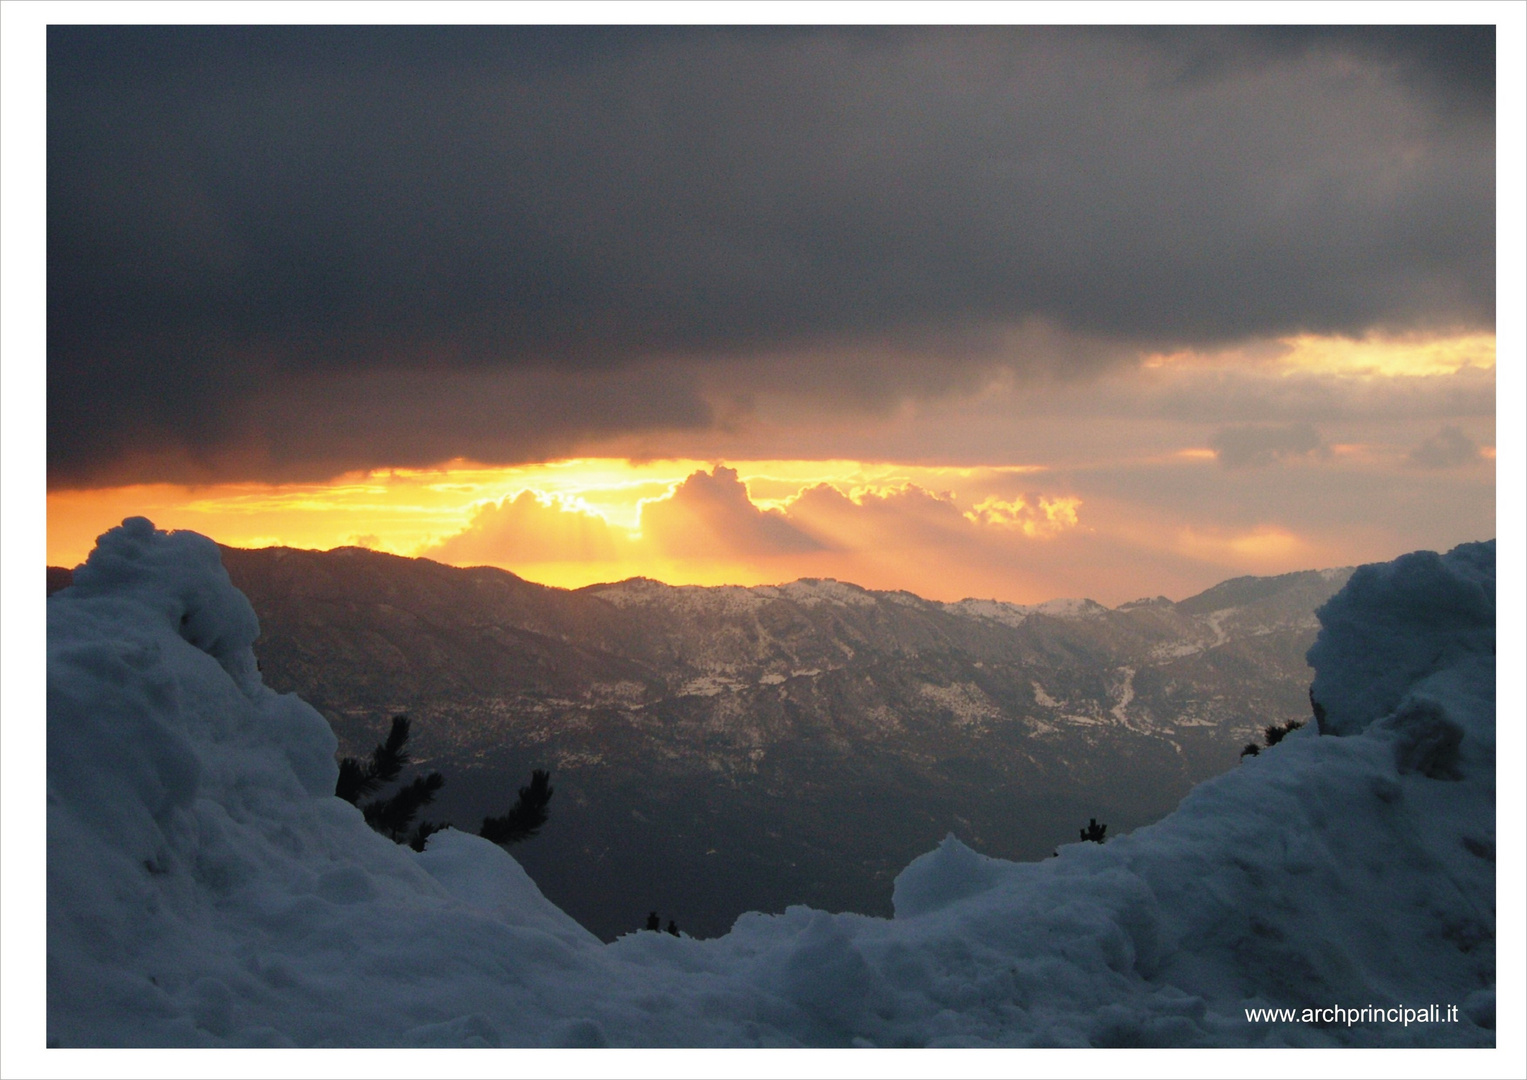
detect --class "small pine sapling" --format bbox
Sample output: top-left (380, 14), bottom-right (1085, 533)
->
top-left (408, 820), bottom-right (448, 853)
top-left (1080, 818), bottom-right (1107, 843)
top-left (1263, 718), bottom-right (1306, 747)
top-left (364, 772), bottom-right (446, 841)
top-left (480, 769), bottom-right (555, 847)
top-left (336, 715), bottom-right (412, 804)
top-left (336, 715), bottom-right (445, 845)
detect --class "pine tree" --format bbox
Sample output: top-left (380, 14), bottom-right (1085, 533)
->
top-left (363, 772), bottom-right (445, 842)
top-left (480, 769), bottom-right (554, 847)
top-left (337, 719), bottom-right (555, 853)
top-left (1080, 818), bottom-right (1107, 843)
top-left (336, 715), bottom-right (444, 845)
top-left (408, 820), bottom-right (448, 853)
top-left (336, 715), bottom-right (412, 804)
top-left (1263, 718), bottom-right (1305, 747)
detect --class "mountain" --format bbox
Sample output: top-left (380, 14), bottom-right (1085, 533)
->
top-left (50, 551), bottom-right (1352, 940)
top-left (46, 525), bottom-right (1494, 1047)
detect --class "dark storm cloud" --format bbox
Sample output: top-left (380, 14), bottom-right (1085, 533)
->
top-left (47, 25), bottom-right (1495, 486)
top-left (1134, 25), bottom-right (1495, 113)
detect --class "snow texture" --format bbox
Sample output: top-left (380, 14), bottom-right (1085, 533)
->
top-left (941, 595), bottom-right (1107, 627)
top-left (48, 520), bottom-right (1495, 1047)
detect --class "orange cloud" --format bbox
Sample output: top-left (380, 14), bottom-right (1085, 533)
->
top-left (785, 483), bottom-right (969, 550)
top-left (1142, 330), bottom-right (1496, 378)
top-left (966, 494), bottom-right (1082, 537)
top-left (426, 491), bottom-right (625, 566)
top-left (62, 448), bottom-right (1461, 608)
top-left (406, 465), bottom-right (1089, 599)
top-left (1272, 332), bottom-right (1496, 378)
top-left (637, 467), bottom-right (825, 557)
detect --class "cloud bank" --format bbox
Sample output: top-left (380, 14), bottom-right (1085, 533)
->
top-left (47, 26), bottom-right (1495, 486)
top-left (639, 467), bottom-right (825, 557)
top-left (421, 465), bottom-right (1096, 599)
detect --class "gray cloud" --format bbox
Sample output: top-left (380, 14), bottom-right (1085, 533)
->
top-left (47, 26), bottom-right (1495, 485)
top-left (1407, 425), bottom-right (1482, 469)
top-left (1140, 367), bottom-right (1497, 427)
top-left (60, 362), bottom-right (717, 487)
top-left (1210, 423), bottom-right (1331, 469)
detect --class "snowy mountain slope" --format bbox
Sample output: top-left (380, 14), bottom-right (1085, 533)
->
top-left (189, 545), bottom-right (1348, 937)
top-left (198, 546), bottom-right (1349, 751)
top-left (46, 520), bottom-right (1495, 1046)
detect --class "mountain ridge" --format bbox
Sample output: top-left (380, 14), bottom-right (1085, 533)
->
top-left (46, 548), bottom-right (1354, 939)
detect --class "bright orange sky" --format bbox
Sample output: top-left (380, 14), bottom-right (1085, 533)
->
top-left (30, 17), bottom-right (1506, 612)
top-left (47, 459), bottom-right (1072, 597)
top-left (47, 332), bottom-right (1497, 607)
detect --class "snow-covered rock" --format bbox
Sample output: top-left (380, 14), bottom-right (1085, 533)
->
top-left (47, 521), bottom-right (1495, 1046)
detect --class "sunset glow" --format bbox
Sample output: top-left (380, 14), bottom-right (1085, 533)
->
top-left (1143, 331), bottom-right (1496, 378)
top-left (48, 458), bottom-right (1094, 601)
top-left (47, 323), bottom-right (1497, 605)
top-left (36, 26), bottom-right (1498, 609)
top-left (1275, 332), bottom-right (1496, 378)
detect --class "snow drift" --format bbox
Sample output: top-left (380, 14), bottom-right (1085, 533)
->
top-left (47, 519), bottom-right (1495, 1047)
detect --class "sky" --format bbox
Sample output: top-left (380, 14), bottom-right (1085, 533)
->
top-left (41, 21), bottom-right (1501, 604)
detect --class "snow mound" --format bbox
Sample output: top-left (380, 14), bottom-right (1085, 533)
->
top-left (892, 833), bottom-right (1012, 918)
top-left (1307, 542), bottom-right (1494, 739)
top-left (48, 523), bottom-right (1495, 1047)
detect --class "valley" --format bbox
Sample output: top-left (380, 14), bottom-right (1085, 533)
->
top-left (56, 549), bottom-right (1350, 940)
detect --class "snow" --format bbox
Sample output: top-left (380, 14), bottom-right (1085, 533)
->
top-left (594, 576), bottom-right (889, 615)
top-left (1109, 666), bottom-right (1136, 726)
top-left (941, 597), bottom-right (1033, 627)
top-left (771, 578), bottom-right (879, 608)
top-left (916, 680), bottom-right (1000, 729)
top-left (1306, 543), bottom-right (1495, 741)
top-left (47, 520), bottom-right (1496, 1048)
top-left (940, 595), bottom-right (1109, 626)
top-left (1030, 597), bottom-right (1109, 619)
top-left (678, 675), bottom-right (747, 698)
top-left (588, 578), bottom-right (768, 618)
